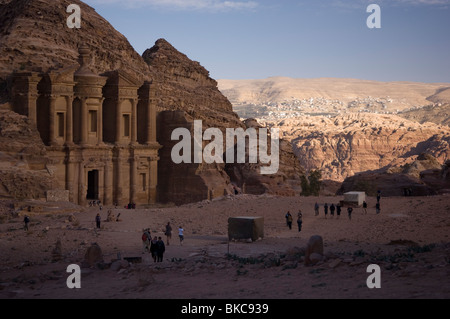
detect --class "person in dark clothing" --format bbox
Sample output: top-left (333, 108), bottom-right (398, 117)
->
top-left (347, 207), bottom-right (353, 220)
top-left (376, 202), bottom-right (381, 214)
top-left (336, 204), bottom-right (341, 219)
top-left (165, 222), bottom-right (173, 246)
top-left (377, 190), bottom-right (381, 203)
top-left (297, 211), bottom-right (303, 232)
top-left (324, 203), bottom-right (328, 219)
top-left (150, 236), bottom-right (158, 262)
top-left (363, 201), bottom-right (368, 214)
top-left (286, 211), bottom-right (293, 230)
top-left (23, 215), bottom-right (30, 231)
top-left (95, 213), bottom-right (101, 229)
top-left (330, 204), bottom-right (335, 218)
top-left (314, 202), bottom-right (319, 216)
top-left (156, 237), bottom-right (166, 262)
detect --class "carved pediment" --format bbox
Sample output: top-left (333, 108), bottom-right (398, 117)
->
top-left (47, 65), bottom-right (78, 84)
top-left (103, 69), bottom-right (143, 88)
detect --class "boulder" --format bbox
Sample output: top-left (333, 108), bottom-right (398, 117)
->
top-left (110, 259), bottom-right (129, 272)
top-left (83, 243), bottom-right (103, 268)
top-left (305, 235), bottom-right (324, 266)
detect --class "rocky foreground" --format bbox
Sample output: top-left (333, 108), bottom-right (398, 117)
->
top-left (0, 193), bottom-right (449, 299)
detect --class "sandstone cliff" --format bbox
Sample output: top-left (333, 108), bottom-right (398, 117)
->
top-left (224, 118), bottom-right (304, 197)
top-left (142, 39), bottom-right (304, 204)
top-left (143, 39), bottom-right (243, 130)
top-left (398, 103), bottom-right (450, 126)
top-left (338, 154), bottom-right (450, 197)
top-left (0, 110), bottom-right (59, 199)
top-left (263, 113), bottom-right (450, 182)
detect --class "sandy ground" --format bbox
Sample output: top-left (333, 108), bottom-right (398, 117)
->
top-left (0, 194), bottom-right (449, 300)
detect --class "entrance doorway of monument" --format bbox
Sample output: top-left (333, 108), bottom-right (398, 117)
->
top-left (87, 170), bottom-right (99, 200)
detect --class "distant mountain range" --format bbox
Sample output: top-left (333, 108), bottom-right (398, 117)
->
top-left (218, 77), bottom-right (450, 125)
top-left (218, 77), bottom-right (450, 186)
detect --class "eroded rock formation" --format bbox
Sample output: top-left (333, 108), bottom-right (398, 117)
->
top-left (265, 113), bottom-right (450, 182)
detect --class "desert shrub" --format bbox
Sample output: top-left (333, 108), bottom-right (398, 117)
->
top-left (301, 170), bottom-right (322, 196)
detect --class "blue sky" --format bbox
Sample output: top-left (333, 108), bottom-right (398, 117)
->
top-left (84, 0), bottom-right (450, 83)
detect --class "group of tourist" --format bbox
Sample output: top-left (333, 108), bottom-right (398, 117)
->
top-left (314, 200), bottom-right (381, 220)
top-left (141, 222), bottom-right (185, 262)
top-left (285, 211), bottom-right (303, 232)
top-left (315, 202), bottom-right (347, 219)
top-left (284, 193), bottom-right (383, 231)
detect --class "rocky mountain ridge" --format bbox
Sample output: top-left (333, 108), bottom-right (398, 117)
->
top-left (261, 113), bottom-right (450, 182)
top-left (218, 77), bottom-right (450, 125)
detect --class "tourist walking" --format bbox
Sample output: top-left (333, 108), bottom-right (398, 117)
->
top-left (156, 237), bottom-right (166, 262)
top-left (376, 202), bottom-right (381, 214)
top-left (286, 211), bottom-right (293, 230)
top-left (377, 190), bottom-right (381, 203)
top-left (165, 222), bottom-right (173, 246)
top-left (347, 207), bottom-right (353, 220)
top-left (336, 203), bottom-right (341, 219)
top-left (363, 201), bottom-right (368, 214)
top-left (150, 236), bottom-right (158, 262)
top-left (330, 204), bottom-right (335, 218)
top-left (142, 228), bottom-right (151, 253)
top-left (178, 226), bottom-right (184, 246)
top-left (95, 213), bottom-right (101, 229)
top-left (23, 215), bottom-right (30, 231)
top-left (297, 211), bottom-right (303, 232)
top-left (324, 203), bottom-right (328, 219)
top-left (314, 202), bottom-right (319, 216)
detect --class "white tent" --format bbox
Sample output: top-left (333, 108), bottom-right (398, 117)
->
top-left (343, 192), bottom-right (366, 206)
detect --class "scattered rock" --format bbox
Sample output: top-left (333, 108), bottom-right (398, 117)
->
top-left (305, 235), bottom-right (324, 266)
top-left (110, 259), bottom-right (130, 272)
top-left (328, 259), bottom-right (341, 269)
top-left (309, 253), bottom-right (323, 264)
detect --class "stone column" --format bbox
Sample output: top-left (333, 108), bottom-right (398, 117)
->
top-left (115, 99), bottom-right (122, 144)
top-left (48, 95), bottom-right (57, 146)
top-left (104, 161), bottom-right (113, 206)
top-left (130, 154), bottom-right (137, 204)
top-left (78, 161), bottom-right (86, 206)
top-left (146, 97), bottom-right (157, 144)
top-left (66, 156), bottom-right (75, 203)
top-left (65, 96), bottom-right (73, 145)
top-left (114, 154), bottom-right (122, 205)
top-left (98, 98), bottom-right (104, 145)
top-left (28, 91), bottom-right (39, 128)
top-left (80, 97), bottom-right (88, 145)
top-left (11, 73), bottom-right (40, 127)
top-left (131, 99), bottom-right (137, 144)
top-left (149, 156), bottom-right (158, 204)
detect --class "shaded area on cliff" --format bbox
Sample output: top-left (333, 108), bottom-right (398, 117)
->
top-left (338, 154), bottom-right (450, 197)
